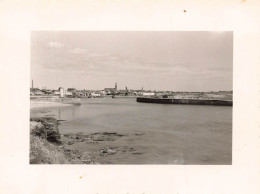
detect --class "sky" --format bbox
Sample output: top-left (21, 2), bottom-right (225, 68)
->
top-left (31, 31), bottom-right (233, 91)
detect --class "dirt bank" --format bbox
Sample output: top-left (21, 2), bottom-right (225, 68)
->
top-left (30, 117), bottom-right (95, 164)
top-left (30, 117), bottom-right (135, 164)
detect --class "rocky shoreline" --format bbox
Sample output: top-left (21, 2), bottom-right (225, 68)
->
top-left (30, 116), bottom-right (135, 164)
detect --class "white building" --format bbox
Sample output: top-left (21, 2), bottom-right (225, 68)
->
top-left (91, 93), bottom-right (101, 97)
top-left (142, 92), bottom-right (155, 96)
top-left (54, 91), bottom-right (60, 95)
top-left (65, 91), bottom-right (73, 96)
top-left (59, 87), bottom-right (64, 98)
top-left (35, 91), bottom-right (43, 95)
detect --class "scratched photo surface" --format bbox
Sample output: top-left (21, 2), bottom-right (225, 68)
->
top-left (30, 31), bottom-right (233, 164)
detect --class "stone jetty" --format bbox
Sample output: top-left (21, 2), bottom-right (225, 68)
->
top-left (136, 97), bottom-right (232, 106)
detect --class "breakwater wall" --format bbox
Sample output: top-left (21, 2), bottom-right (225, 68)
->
top-left (136, 97), bottom-right (232, 106)
top-left (30, 97), bottom-right (81, 105)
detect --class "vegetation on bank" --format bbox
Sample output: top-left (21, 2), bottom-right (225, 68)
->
top-left (30, 135), bottom-right (69, 164)
top-left (30, 117), bottom-right (94, 164)
top-left (30, 117), bottom-right (68, 164)
top-left (30, 117), bottom-right (129, 164)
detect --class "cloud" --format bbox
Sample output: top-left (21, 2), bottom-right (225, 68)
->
top-left (68, 48), bottom-right (87, 54)
top-left (48, 42), bottom-right (64, 48)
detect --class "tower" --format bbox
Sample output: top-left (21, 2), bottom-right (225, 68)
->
top-left (115, 82), bottom-right (117, 91)
top-left (59, 87), bottom-right (64, 98)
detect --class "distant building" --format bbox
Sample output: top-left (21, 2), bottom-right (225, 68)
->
top-left (43, 90), bottom-right (53, 95)
top-left (90, 93), bottom-right (101, 97)
top-left (100, 90), bottom-right (106, 95)
top-left (54, 90), bottom-right (60, 95)
top-left (35, 90), bottom-right (44, 95)
top-left (104, 82), bottom-right (117, 95)
top-left (30, 88), bottom-right (40, 92)
top-left (67, 88), bottom-right (76, 92)
top-left (115, 82), bottom-right (117, 91)
top-left (104, 88), bottom-right (115, 95)
top-left (67, 88), bottom-right (77, 96)
top-left (142, 92), bottom-right (155, 96)
top-left (65, 91), bottom-right (73, 96)
top-left (59, 87), bottom-right (64, 98)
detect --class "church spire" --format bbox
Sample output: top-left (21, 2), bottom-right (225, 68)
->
top-left (115, 82), bottom-right (117, 91)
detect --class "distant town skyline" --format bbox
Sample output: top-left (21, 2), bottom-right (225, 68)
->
top-left (31, 31), bottom-right (233, 91)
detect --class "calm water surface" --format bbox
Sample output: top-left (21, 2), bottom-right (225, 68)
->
top-left (31, 97), bottom-right (232, 164)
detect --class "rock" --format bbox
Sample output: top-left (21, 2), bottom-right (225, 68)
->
top-left (30, 121), bottom-right (43, 130)
top-left (89, 132), bottom-right (126, 142)
top-left (83, 159), bottom-right (92, 164)
top-left (30, 117), bottom-right (61, 144)
top-left (100, 147), bottom-right (117, 157)
top-left (132, 152), bottom-right (142, 155)
top-left (134, 133), bottom-right (145, 136)
top-left (129, 147), bottom-right (136, 152)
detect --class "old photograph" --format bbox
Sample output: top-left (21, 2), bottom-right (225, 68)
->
top-left (30, 31), bottom-right (233, 164)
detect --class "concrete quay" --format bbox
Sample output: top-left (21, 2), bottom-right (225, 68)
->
top-left (136, 97), bottom-right (232, 106)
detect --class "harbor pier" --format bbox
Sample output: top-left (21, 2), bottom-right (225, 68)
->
top-left (136, 97), bottom-right (232, 106)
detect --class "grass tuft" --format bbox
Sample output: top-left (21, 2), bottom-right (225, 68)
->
top-left (30, 135), bottom-right (69, 164)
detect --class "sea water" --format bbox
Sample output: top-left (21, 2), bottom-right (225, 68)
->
top-left (31, 97), bottom-right (232, 164)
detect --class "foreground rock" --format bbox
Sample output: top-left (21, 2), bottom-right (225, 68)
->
top-left (30, 116), bottom-right (142, 164)
top-left (100, 147), bottom-right (118, 157)
top-left (62, 132), bottom-right (127, 145)
top-left (30, 117), bottom-right (94, 164)
top-left (30, 117), bottom-right (61, 144)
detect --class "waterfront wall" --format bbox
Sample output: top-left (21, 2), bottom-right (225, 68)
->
top-left (136, 97), bottom-right (232, 106)
top-left (30, 96), bottom-right (81, 105)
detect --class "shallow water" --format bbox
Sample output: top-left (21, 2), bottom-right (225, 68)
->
top-left (31, 97), bottom-right (232, 164)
